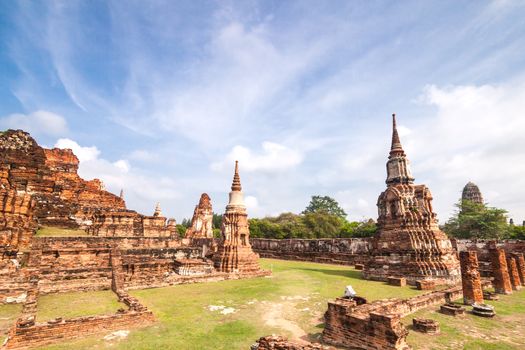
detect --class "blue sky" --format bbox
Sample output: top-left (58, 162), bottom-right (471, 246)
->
top-left (1, 0), bottom-right (525, 223)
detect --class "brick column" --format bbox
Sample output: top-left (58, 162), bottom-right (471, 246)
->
top-left (489, 248), bottom-right (512, 294)
top-left (511, 253), bottom-right (525, 286)
top-left (507, 257), bottom-right (522, 291)
top-left (459, 251), bottom-right (483, 305)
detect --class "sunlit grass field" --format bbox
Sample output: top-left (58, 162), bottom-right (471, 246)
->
top-left (27, 258), bottom-right (525, 350)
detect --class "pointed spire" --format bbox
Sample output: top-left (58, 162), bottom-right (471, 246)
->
top-left (154, 202), bottom-right (162, 217)
top-left (231, 160), bottom-right (242, 191)
top-left (390, 113), bottom-right (405, 157)
top-left (119, 189), bottom-right (124, 200)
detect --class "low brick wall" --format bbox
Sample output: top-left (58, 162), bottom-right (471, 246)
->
top-left (3, 310), bottom-right (155, 349)
top-left (251, 238), bottom-right (525, 271)
top-left (250, 238), bottom-right (371, 265)
top-left (322, 285), bottom-right (463, 350)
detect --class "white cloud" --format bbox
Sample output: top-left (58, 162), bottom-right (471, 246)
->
top-left (0, 111), bottom-right (68, 137)
top-left (127, 149), bottom-right (160, 163)
top-left (408, 80), bottom-right (525, 221)
top-left (245, 195), bottom-right (259, 209)
top-left (54, 138), bottom-right (99, 162)
top-left (53, 138), bottom-right (180, 216)
top-left (211, 141), bottom-right (303, 173)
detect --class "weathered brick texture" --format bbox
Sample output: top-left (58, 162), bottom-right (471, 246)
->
top-left (489, 248), bottom-right (513, 294)
top-left (459, 251), bottom-right (483, 305)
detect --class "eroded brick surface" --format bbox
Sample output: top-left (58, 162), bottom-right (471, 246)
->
top-left (459, 251), bottom-right (483, 305)
top-left (363, 116), bottom-right (460, 285)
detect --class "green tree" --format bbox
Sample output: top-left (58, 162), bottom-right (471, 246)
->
top-left (175, 224), bottom-right (186, 237)
top-left (340, 219), bottom-right (377, 238)
top-left (443, 200), bottom-right (509, 239)
top-left (302, 212), bottom-right (344, 238)
top-left (181, 218), bottom-right (192, 228)
top-left (212, 213), bottom-right (222, 229)
top-left (302, 195), bottom-right (347, 219)
top-left (509, 225), bottom-right (525, 240)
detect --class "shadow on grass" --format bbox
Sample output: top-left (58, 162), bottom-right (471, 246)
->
top-left (290, 267), bottom-right (364, 279)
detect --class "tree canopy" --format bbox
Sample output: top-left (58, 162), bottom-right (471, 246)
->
top-left (442, 200), bottom-right (509, 239)
top-left (302, 195), bottom-right (347, 219)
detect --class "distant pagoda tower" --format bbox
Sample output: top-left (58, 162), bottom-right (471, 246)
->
top-left (212, 161), bottom-right (263, 274)
top-left (363, 114), bottom-right (460, 285)
top-left (185, 193), bottom-right (214, 239)
top-left (153, 202), bottom-right (162, 217)
top-left (462, 182), bottom-right (484, 205)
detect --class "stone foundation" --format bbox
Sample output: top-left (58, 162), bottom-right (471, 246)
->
top-left (439, 303), bottom-right (466, 316)
top-left (322, 286), bottom-right (462, 350)
top-left (388, 277), bottom-right (407, 287)
top-left (251, 336), bottom-right (322, 350)
top-left (3, 310), bottom-right (155, 349)
top-left (412, 318), bottom-right (439, 334)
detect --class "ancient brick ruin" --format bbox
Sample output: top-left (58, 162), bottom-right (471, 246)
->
top-left (0, 130), bottom-right (125, 230)
top-left (459, 251), bottom-right (483, 305)
top-left (185, 193), bottom-right (214, 239)
top-left (462, 182), bottom-right (484, 205)
top-left (0, 131), bottom-right (270, 349)
top-left (489, 248), bottom-right (513, 294)
top-left (363, 115), bottom-right (460, 285)
top-left (512, 252), bottom-right (525, 285)
top-left (322, 285), bottom-right (463, 350)
top-left (507, 256), bottom-right (522, 290)
top-left (213, 162), bottom-right (266, 275)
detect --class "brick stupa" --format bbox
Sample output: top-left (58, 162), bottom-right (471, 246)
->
top-left (363, 114), bottom-right (460, 285)
top-left (185, 193), bottom-right (214, 239)
top-left (213, 161), bottom-right (263, 274)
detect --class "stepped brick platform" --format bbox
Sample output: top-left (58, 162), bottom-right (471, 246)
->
top-left (363, 115), bottom-right (460, 285)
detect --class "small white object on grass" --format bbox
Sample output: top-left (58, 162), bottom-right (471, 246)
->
top-left (343, 285), bottom-right (356, 298)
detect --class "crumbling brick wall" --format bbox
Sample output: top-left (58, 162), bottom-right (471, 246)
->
top-left (3, 309), bottom-right (154, 349)
top-left (322, 286), bottom-right (462, 350)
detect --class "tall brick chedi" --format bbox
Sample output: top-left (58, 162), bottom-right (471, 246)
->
top-left (490, 248), bottom-right (512, 294)
top-left (213, 161), bottom-right (262, 274)
top-left (459, 251), bottom-right (483, 305)
top-left (363, 115), bottom-right (460, 284)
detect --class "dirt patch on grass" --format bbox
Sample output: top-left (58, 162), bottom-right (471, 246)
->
top-left (262, 301), bottom-right (307, 342)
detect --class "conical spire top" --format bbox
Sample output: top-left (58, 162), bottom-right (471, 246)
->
top-left (154, 202), bottom-right (162, 217)
top-left (390, 113), bottom-right (405, 157)
top-left (119, 189), bottom-right (124, 199)
top-left (231, 160), bottom-right (242, 191)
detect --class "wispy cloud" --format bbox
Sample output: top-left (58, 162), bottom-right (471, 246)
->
top-left (0, 111), bottom-right (68, 137)
top-left (2, 1), bottom-right (525, 222)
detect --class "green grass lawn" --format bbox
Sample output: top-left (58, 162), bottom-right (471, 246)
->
top-left (0, 303), bottom-right (22, 342)
top-left (404, 288), bottom-right (525, 350)
top-left (36, 226), bottom-right (88, 237)
top-left (39, 259), bottom-right (422, 350)
top-left (34, 259), bottom-right (525, 350)
top-left (37, 290), bottom-right (123, 321)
